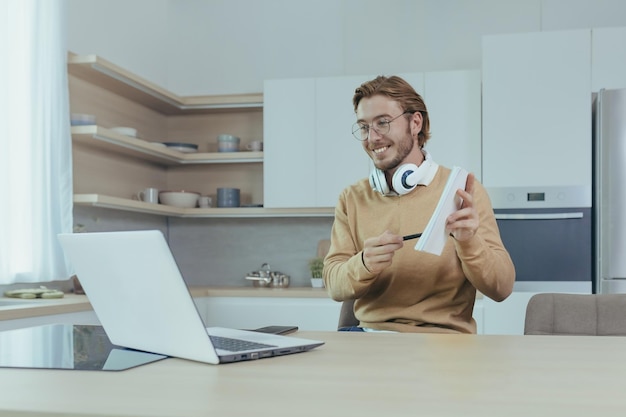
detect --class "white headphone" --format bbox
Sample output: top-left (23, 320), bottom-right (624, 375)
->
top-left (369, 150), bottom-right (433, 196)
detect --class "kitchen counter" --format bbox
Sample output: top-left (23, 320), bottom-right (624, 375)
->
top-left (202, 286), bottom-right (331, 298)
top-left (0, 287), bottom-right (332, 321)
top-left (0, 286), bottom-right (482, 322)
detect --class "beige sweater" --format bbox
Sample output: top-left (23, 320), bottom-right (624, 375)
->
top-left (323, 165), bottom-right (515, 334)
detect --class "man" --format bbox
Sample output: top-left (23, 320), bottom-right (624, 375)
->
top-left (323, 75), bottom-right (515, 334)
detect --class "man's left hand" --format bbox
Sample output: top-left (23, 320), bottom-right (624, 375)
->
top-left (446, 172), bottom-right (479, 242)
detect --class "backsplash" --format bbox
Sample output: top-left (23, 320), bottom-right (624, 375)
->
top-left (73, 206), bottom-right (333, 288)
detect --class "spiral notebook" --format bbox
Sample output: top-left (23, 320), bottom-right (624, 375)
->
top-left (415, 166), bottom-right (469, 256)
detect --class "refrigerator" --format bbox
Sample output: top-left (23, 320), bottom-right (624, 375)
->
top-left (593, 87), bottom-right (626, 294)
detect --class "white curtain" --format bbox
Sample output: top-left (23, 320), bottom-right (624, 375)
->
top-left (0, 0), bottom-right (73, 284)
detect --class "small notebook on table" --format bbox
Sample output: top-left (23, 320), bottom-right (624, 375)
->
top-left (415, 166), bottom-right (469, 256)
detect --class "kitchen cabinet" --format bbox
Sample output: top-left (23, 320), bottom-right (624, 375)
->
top-left (196, 296), bottom-right (343, 331)
top-left (315, 75), bottom-right (376, 207)
top-left (592, 26), bottom-right (626, 91)
top-left (195, 295), bottom-right (484, 334)
top-left (263, 78), bottom-right (317, 208)
top-left (68, 53), bottom-right (332, 218)
top-left (481, 292), bottom-right (537, 335)
top-left (422, 70), bottom-right (482, 181)
top-left (264, 75), bottom-right (374, 208)
top-left (482, 30), bottom-right (591, 191)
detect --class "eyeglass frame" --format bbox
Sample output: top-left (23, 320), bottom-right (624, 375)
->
top-left (351, 111), bottom-right (412, 141)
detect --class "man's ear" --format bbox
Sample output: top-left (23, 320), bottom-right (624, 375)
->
top-left (410, 112), bottom-right (423, 137)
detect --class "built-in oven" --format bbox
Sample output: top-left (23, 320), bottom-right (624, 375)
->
top-left (488, 186), bottom-right (592, 294)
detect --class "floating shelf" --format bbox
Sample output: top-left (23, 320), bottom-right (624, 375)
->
top-left (73, 194), bottom-right (334, 218)
top-left (71, 125), bottom-right (263, 165)
top-left (67, 53), bottom-right (263, 115)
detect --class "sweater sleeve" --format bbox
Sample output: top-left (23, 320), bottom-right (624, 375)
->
top-left (452, 181), bottom-right (515, 301)
top-left (322, 188), bottom-right (378, 301)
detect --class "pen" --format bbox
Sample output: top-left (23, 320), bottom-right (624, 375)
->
top-left (402, 233), bottom-right (422, 241)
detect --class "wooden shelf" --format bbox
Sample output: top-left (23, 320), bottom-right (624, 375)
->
top-left (74, 194), bottom-right (334, 218)
top-left (67, 53), bottom-right (263, 115)
top-left (71, 125), bottom-right (263, 165)
top-left (68, 53), bottom-right (331, 219)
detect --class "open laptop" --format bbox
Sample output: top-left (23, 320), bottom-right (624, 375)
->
top-left (58, 230), bottom-right (324, 364)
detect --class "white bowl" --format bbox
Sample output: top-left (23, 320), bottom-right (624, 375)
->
top-left (159, 191), bottom-right (200, 208)
top-left (111, 126), bottom-right (138, 137)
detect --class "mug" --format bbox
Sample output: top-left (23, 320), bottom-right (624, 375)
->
top-left (198, 195), bottom-right (213, 208)
top-left (246, 140), bottom-right (263, 152)
top-left (137, 187), bottom-right (159, 204)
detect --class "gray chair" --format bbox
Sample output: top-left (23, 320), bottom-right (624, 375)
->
top-left (524, 293), bottom-right (626, 335)
top-left (337, 299), bottom-right (358, 330)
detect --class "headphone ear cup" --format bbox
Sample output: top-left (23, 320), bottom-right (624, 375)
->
top-left (391, 163), bottom-right (419, 195)
top-left (369, 168), bottom-right (389, 195)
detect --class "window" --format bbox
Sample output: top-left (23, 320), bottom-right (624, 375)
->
top-left (0, 0), bottom-right (73, 284)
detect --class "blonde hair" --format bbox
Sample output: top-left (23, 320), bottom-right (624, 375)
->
top-left (353, 75), bottom-right (431, 147)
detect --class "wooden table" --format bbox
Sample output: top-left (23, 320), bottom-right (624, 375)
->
top-left (1, 331), bottom-right (625, 416)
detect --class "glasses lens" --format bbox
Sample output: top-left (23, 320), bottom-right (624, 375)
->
top-left (375, 120), bottom-right (390, 136)
top-left (352, 123), bottom-right (367, 141)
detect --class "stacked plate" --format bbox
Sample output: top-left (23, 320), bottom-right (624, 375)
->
top-left (161, 142), bottom-right (198, 153)
top-left (70, 113), bottom-right (96, 126)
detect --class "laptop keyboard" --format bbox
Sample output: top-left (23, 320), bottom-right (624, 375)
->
top-left (209, 335), bottom-right (276, 352)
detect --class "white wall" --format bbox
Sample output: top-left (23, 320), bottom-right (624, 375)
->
top-left (68, 0), bottom-right (626, 96)
top-left (67, 0), bottom-right (170, 87)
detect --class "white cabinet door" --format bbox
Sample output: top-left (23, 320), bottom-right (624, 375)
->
top-left (482, 29), bottom-right (591, 190)
top-left (423, 70), bottom-right (482, 181)
top-left (592, 27), bottom-right (626, 91)
top-left (201, 297), bottom-right (342, 331)
top-left (315, 75), bottom-right (373, 207)
top-left (482, 292), bottom-right (539, 335)
top-left (264, 75), bottom-right (373, 208)
top-left (263, 78), bottom-right (317, 208)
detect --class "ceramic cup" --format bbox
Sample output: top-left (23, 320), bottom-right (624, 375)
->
top-left (217, 134), bottom-right (241, 152)
top-left (246, 140), bottom-right (263, 152)
top-left (217, 188), bottom-right (240, 207)
top-left (137, 187), bottom-right (159, 204)
top-left (198, 195), bottom-right (213, 208)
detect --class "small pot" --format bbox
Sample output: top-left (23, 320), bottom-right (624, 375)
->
top-left (245, 272), bottom-right (272, 287)
top-left (245, 263), bottom-right (290, 288)
top-left (269, 272), bottom-right (290, 288)
top-left (245, 263), bottom-right (273, 288)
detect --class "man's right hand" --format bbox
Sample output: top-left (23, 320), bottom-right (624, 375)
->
top-left (362, 230), bottom-right (404, 274)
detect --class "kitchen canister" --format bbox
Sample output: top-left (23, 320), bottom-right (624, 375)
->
top-left (217, 134), bottom-right (241, 152)
top-left (217, 188), bottom-right (240, 207)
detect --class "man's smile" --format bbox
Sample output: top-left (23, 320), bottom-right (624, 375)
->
top-left (373, 146), bottom-right (389, 154)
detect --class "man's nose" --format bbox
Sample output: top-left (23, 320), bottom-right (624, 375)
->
top-left (367, 125), bottom-right (383, 141)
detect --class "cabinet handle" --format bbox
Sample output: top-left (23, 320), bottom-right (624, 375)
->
top-left (495, 212), bottom-right (583, 220)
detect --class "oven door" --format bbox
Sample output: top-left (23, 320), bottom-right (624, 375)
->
top-left (494, 207), bottom-right (592, 293)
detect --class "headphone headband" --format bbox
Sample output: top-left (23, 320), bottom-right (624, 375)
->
top-left (369, 151), bottom-right (434, 196)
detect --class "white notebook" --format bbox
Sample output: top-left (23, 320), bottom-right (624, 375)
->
top-left (415, 166), bottom-right (469, 255)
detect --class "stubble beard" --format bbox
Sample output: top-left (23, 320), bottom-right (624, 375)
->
top-left (373, 128), bottom-right (415, 172)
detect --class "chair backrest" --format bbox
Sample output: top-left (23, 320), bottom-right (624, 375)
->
top-left (337, 299), bottom-right (358, 330)
top-left (524, 293), bottom-right (626, 335)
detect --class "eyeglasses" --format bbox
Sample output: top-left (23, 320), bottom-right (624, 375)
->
top-left (351, 111), bottom-right (409, 141)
